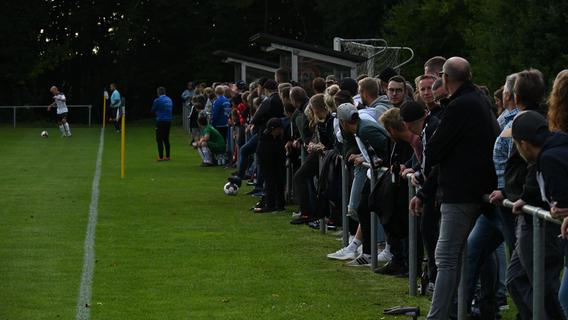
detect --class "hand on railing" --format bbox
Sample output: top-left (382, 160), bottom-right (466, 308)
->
top-left (348, 154), bottom-right (365, 166)
top-left (401, 167), bottom-right (415, 179)
top-left (409, 196), bottom-right (423, 216)
top-left (512, 199), bottom-right (526, 215)
top-left (550, 204), bottom-right (568, 219)
top-left (488, 190), bottom-right (504, 204)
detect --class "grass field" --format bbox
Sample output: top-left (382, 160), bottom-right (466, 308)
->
top-left (0, 124), bottom-right (517, 319)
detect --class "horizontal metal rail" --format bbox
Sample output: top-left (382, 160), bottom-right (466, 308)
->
top-left (0, 105), bottom-right (93, 127)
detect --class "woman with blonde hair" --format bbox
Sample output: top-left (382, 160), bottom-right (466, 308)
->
top-left (324, 84), bottom-right (340, 113)
top-left (291, 94), bottom-right (334, 225)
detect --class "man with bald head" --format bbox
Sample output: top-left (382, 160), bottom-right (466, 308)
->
top-left (410, 57), bottom-right (499, 319)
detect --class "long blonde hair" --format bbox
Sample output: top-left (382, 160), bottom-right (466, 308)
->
top-left (548, 69), bottom-right (568, 132)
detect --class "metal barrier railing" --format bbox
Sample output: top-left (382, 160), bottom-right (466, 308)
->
top-left (404, 180), bottom-right (560, 319)
top-left (0, 105), bottom-right (93, 127)
top-left (407, 176), bottom-right (418, 296)
top-left (341, 156), bottom-right (350, 247)
top-left (285, 142), bottom-right (561, 319)
top-left (479, 195), bottom-right (559, 320)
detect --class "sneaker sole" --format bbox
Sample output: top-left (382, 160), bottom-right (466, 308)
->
top-left (327, 255), bottom-right (357, 261)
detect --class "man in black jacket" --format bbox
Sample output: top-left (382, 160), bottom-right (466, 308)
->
top-left (253, 79), bottom-right (284, 198)
top-left (509, 110), bottom-right (566, 320)
top-left (422, 57), bottom-right (499, 320)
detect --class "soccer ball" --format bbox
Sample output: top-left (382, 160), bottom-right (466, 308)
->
top-left (41, 130), bottom-right (49, 138)
top-left (223, 182), bottom-right (239, 196)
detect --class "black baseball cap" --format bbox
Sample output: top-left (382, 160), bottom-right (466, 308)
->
top-left (400, 101), bottom-right (426, 122)
top-left (264, 117), bottom-right (283, 134)
top-left (512, 110), bottom-right (550, 146)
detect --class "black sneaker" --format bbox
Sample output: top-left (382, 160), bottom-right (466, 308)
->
top-left (228, 176), bottom-right (242, 188)
top-left (290, 216), bottom-right (315, 225)
top-left (327, 220), bottom-right (337, 230)
top-left (308, 220), bottom-right (320, 229)
top-left (374, 260), bottom-right (407, 277)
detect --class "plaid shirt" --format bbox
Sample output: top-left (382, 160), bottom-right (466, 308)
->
top-left (493, 108), bottom-right (519, 189)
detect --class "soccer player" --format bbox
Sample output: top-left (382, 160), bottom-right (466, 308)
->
top-left (47, 86), bottom-right (72, 137)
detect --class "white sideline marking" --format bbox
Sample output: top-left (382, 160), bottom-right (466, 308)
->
top-left (76, 128), bottom-right (105, 320)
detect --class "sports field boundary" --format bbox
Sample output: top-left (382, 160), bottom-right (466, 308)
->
top-left (76, 128), bottom-right (105, 320)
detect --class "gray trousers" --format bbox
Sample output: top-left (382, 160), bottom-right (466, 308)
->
top-left (427, 203), bottom-right (480, 320)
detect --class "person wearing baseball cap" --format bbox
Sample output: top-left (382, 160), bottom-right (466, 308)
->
top-left (399, 100), bottom-right (441, 287)
top-left (336, 102), bottom-right (390, 267)
top-left (254, 117), bottom-right (286, 213)
top-left (511, 110), bottom-right (568, 320)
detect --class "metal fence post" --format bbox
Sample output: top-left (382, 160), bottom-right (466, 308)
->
top-left (13, 107), bottom-right (16, 128)
top-left (318, 154), bottom-right (326, 235)
top-left (458, 245), bottom-right (468, 320)
top-left (341, 157), bottom-right (349, 248)
top-left (370, 167), bottom-right (378, 270)
top-left (532, 214), bottom-right (545, 320)
top-left (407, 177), bottom-right (417, 296)
top-left (480, 195), bottom-right (560, 320)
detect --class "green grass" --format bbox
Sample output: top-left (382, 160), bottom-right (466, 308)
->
top-left (0, 124), bottom-right (517, 319)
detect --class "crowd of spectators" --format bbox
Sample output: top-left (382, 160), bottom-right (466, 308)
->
top-left (177, 58), bottom-right (568, 320)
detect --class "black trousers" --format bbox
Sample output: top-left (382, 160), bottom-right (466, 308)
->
top-left (293, 152), bottom-right (319, 216)
top-left (156, 121), bottom-right (171, 158)
top-left (261, 158), bottom-right (285, 209)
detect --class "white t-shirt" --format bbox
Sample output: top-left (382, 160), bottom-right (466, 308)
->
top-left (53, 93), bottom-right (68, 114)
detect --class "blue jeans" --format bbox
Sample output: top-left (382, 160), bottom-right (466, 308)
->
top-left (348, 166), bottom-right (367, 214)
top-left (237, 133), bottom-right (258, 178)
top-left (466, 210), bottom-right (504, 317)
top-left (427, 203), bottom-right (480, 320)
top-left (561, 266), bottom-right (568, 318)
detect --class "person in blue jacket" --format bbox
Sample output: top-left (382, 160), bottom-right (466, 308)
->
top-left (152, 87), bottom-right (173, 161)
top-left (211, 85), bottom-right (231, 145)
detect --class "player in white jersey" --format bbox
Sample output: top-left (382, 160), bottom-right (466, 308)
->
top-left (47, 86), bottom-right (72, 137)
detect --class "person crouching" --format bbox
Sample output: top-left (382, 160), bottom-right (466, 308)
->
top-left (196, 115), bottom-right (226, 167)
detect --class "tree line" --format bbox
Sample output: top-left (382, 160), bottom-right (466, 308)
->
top-left (1, 0), bottom-right (566, 122)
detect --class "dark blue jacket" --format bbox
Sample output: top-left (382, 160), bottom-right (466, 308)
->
top-left (152, 95), bottom-right (173, 122)
top-left (537, 132), bottom-right (568, 208)
top-left (537, 131), bottom-right (568, 263)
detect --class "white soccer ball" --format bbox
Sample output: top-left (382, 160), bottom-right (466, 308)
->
top-left (223, 182), bottom-right (239, 196)
top-left (41, 130), bottom-right (49, 138)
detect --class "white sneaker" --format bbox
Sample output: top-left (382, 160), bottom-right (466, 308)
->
top-left (377, 248), bottom-right (393, 263)
top-left (345, 253), bottom-right (371, 267)
top-left (291, 211), bottom-right (302, 219)
top-left (327, 247), bottom-right (358, 261)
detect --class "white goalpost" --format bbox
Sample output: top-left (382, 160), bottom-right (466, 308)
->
top-left (333, 38), bottom-right (414, 77)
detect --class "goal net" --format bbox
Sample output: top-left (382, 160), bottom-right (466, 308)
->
top-left (334, 38), bottom-right (414, 77)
